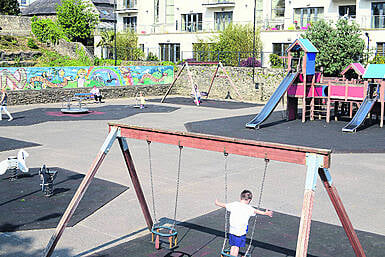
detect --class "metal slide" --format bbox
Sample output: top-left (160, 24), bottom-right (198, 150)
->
top-left (246, 72), bottom-right (298, 129)
top-left (342, 96), bottom-right (378, 133)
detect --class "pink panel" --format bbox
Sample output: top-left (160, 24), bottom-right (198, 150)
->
top-left (288, 84), bottom-right (304, 96)
top-left (330, 85), bottom-right (346, 97)
top-left (348, 87), bottom-right (365, 98)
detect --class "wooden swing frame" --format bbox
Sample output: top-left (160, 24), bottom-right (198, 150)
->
top-left (161, 61), bottom-right (243, 105)
top-left (43, 123), bottom-right (366, 257)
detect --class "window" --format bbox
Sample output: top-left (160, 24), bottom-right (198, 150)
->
top-left (181, 13), bottom-right (202, 32)
top-left (376, 42), bottom-right (385, 56)
top-left (214, 11), bottom-right (233, 31)
top-left (339, 5), bottom-right (356, 18)
top-left (273, 43), bottom-right (290, 57)
top-left (123, 16), bottom-right (137, 32)
top-left (272, 0), bottom-right (285, 19)
top-left (166, 0), bottom-right (175, 24)
top-left (124, 0), bottom-right (137, 9)
top-left (293, 7), bottom-right (324, 28)
top-left (159, 43), bottom-right (180, 62)
top-left (372, 2), bottom-right (385, 28)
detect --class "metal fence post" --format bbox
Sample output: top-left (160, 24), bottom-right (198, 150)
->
top-left (238, 51), bottom-right (241, 66)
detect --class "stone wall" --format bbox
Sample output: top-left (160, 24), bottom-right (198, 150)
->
top-left (6, 66), bottom-right (285, 105)
top-left (0, 15), bottom-right (32, 37)
top-left (173, 65), bottom-right (285, 102)
top-left (52, 39), bottom-right (94, 60)
top-left (7, 84), bottom-right (171, 105)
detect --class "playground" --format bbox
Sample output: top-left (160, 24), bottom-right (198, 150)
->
top-left (0, 94), bottom-right (384, 256)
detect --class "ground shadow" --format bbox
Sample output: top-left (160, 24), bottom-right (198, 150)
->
top-left (88, 209), bottom-right (384, 257)
top-left (0, 137), bottom-right (41, 152)
top-left (0, 104), bottom-right (178, 127)
top-left (0, 167), bottom-right (128, 232)
top-left (185, 111), bottom-right (385, 153)
top-left (148, 97), bottom-right (261, 109)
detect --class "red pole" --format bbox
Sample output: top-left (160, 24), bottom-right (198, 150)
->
top-left (118, 137), bottom-right (153, 230)
top-left (318, 168), bottom-right (366, 257)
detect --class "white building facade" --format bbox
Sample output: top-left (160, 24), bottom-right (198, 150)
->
top-left (114, 0), bottom-right (385, 65)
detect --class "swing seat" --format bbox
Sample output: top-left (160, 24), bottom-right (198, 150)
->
top-left (151, 225), bottom-right (178, 237)
top-left (201, 91), bottom-right (208, 97)
top-left (151, 225), bottom-right (178, 249)
top-left (221, 249), bottom-right (237, 257)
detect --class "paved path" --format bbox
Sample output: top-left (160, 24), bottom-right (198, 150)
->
top-left (0, 97), bottom-right (384, 256)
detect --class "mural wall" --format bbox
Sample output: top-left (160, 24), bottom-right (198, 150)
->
top-left (0, 66), bottom-right (174, 90)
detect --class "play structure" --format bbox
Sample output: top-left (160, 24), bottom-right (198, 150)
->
top-left (161, 62), bottom-right (243, 105)
top-left (0, 149), bottom-right (29, 179)
top-left (43, 123), bottom-right (366, 257)
top-left (246, 38), bottom-right (385, 132)
top-left (61, 96), bottom-right (89, 114)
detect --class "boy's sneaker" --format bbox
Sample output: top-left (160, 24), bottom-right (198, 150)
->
top-left (8, 117), bottom-right (13, 121)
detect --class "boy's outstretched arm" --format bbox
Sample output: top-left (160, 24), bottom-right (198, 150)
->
top-left (215, 199), bottom-right (226, 208)
top-left (254, 208), bottom-right (273, 217)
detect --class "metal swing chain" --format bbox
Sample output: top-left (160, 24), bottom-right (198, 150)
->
top-left (147, 140), bottom-right (158, 226)
top-left (222, 151), bottom-right (230, 253)
top-left (172, 144), bottom-right (183, 228)
top-left (244, 157), bottom-right (270, 256)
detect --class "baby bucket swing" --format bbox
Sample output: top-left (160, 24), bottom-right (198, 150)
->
top-left (220, 152), bottom-right (270, 257)
top-left (147, 140), bottom-right (183, 250)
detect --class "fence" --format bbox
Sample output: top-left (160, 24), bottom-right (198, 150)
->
top-left (102, 46), bottom-right (287, 68)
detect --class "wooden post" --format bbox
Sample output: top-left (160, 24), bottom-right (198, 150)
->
top-left (318, 168), bottom-right (366, 257)
top-left (310, 75), bottom-right (315, 121)
top-left (161, 63), bottom-right (186, 103)
top-left (43, 127), bottom-right (119, 257)
top-left (380, 81), bottom-right (384, 127)
top-left (118, 137), bottom-right (153, 230)
top-left (326, 82), bottom-right (331, 123)
top-left (295, 153), bottom-right (323, 257)
top-left (206, 63), bottom-right (219, 98)
top-left (219, 62), bottom-right (244, 101)
top-left (301, 55), bottom-right (307, 123)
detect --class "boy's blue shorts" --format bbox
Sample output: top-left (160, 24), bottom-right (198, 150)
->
top-left (229, 233), bottom-right (246, 247)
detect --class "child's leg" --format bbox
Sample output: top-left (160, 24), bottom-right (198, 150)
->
top-left (0, 106), bottom-right (3, 120)
top-left (230, 246), bottom-right (239, 256)
top-left (3, 106), bottom-right (12, 120)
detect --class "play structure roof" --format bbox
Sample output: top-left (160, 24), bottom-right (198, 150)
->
top-left (341, 63), bottom-right (366, 76)
top-left (287, 39), bottom-right (319, 53)
top-left (363, 64), bottom-right (385, 79)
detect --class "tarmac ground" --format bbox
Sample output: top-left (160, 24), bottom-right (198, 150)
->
top-left (0, 96), bottom-right (384, 256)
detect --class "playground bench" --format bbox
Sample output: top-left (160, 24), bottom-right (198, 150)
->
top-left (73, 93), bottom-right (94, 101)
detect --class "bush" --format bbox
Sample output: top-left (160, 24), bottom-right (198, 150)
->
top-left (31, 16), bottom-right (65, 44)
top-left (27, 38), bottom-right (39, 49)
top-left (240, 57), bottom-right (261, 67)
top-left (146, 52), bottom-right (159, 61)
top-left (160, 61), bottom-right (175, 67)
top-left (269, 53), bottom-right (283, 68)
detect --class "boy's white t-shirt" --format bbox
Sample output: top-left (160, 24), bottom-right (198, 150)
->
top-left (226, 201), bottom-right (256, 236)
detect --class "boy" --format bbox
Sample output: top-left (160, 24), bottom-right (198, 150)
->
top-left (0, 88), bottom-right (13, 121)
top-left (215, 190), bottom-right (273, 256)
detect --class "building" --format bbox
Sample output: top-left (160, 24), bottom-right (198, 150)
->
top-left (113, 0), bottom-right (385, 66)
top-left (18, 0), bottom-right (38, 9)
top-left (22, 0), bottom-right (115, 33)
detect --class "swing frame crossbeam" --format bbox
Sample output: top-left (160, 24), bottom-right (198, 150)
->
top-left (43, 123), bottom-right (366, 257)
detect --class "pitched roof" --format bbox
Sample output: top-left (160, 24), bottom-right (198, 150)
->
top-left (22, 0), bottom-right (114, 22)
top-left (286, 38), bottom-right (319, 53)
top-left (22, 0), bottom-right (61, 16)
top-left (341, 63), bottom-right (366, 76)
top-left (363, 64), bottom-right (385, 79)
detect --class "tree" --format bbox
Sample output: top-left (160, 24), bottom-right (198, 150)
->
top-left (31, 17), bottom-right (66, 45)
top-left (302, 19), bottom-right (365, 76)
top-left (56, 0), bottom-right (99, 45)
top-left (116, 30), bottom-right (144, 61)
top-left (0, 0), bottom-right (20, 15)
top-left (193, 24), bottom-right (262, 66)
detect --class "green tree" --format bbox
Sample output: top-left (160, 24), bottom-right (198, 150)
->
top-left (31, 17), bottom-right (66, 45)
top-left (302, 19), bottom-right (365, 76)
top-left (116, 30), bottom-right (144, 61)
top-left (56, 0), bottom-right (99, 45)
top-left (193, 24), bottom-right (262, 66)
top-left (0, 0), bottom-right (20, 15)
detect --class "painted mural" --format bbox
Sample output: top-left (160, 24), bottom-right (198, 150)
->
top-left (0, 66), bottom-right (174, 90)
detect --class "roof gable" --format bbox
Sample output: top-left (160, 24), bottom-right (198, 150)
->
top-left (363, 64), bottom-right (385, 79)
top-left (341, 63), bottom-right (366, 76)
top-left (287, 38), bottom-right (319, 53)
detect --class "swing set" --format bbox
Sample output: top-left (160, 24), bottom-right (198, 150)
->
top-left (43, 123), bottom-right (366, 257)
top-left (161, 62), bottom-right (244, 105)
